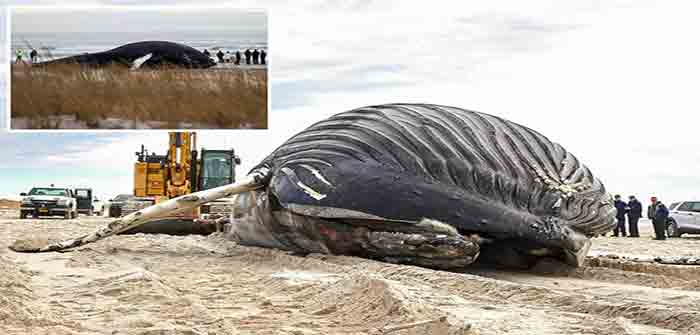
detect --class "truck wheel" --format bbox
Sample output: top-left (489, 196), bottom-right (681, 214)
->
top-left (71, 211), bottom-right (77, 219)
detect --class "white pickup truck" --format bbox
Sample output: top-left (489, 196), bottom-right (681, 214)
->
top-left (20, 187), bottom-right (78, 219)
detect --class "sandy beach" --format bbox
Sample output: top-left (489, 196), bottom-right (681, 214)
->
top-left (1, 205), bottom-right (698, 335)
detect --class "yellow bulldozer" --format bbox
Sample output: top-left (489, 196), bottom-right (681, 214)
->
top-left (112, 132), bottom-right (241, 222)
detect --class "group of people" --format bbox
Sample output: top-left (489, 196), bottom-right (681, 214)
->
top-left (14, 48), bottom-right (39, 64)
top-left (16, 47), bottom-right (268, 67)
top-left (612, 195), bottom-right (669, 240)
top-left (202, 48), bottom-right (267, 66)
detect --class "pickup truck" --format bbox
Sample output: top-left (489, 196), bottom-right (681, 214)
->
top-left (20, 187), bottom-right (78, 219)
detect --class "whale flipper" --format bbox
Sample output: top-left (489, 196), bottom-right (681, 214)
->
top-left (131, 53), bottom-right (153, 70)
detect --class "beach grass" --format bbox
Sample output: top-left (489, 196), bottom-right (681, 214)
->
top-left (10, 63), bottom-right (267, 129)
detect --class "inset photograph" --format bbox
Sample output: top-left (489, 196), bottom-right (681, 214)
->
top-left (9, 7), bottom-right (268, 129)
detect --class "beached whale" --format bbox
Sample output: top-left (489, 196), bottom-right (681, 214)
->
top-left (228, 104), bottom-right (617, 268)
top-left (11, 104), bottom-right (616, 270)
top-left (36, 41), bottom-right (216, 69)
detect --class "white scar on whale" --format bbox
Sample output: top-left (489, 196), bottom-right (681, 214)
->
top-left (296, 181), bottom-right (327, 201)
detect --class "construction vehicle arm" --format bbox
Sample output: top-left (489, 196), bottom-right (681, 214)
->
top-left (10, 169), bottom-right (268, 253)
top-left (167, 132), bottom-right (195, 198)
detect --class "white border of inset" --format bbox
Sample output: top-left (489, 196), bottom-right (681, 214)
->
top-left (4, 7), bottom-right (10, 130)
top-left (6, 5), bottom-right (270, 132)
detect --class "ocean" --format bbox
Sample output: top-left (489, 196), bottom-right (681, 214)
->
top-left (11, 31), bottom-right (267, 62)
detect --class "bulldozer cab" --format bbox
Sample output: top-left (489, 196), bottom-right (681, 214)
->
top-left (198, 149), bottom-right (241, 191)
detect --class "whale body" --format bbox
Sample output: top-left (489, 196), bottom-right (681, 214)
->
top-left (228, 103), bottom-right (616, 269)
top-left (37, 41), bottom-right (216, 69)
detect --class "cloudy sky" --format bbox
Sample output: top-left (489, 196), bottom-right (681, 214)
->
top-left (0, 0), bottom-right (699, 205)
top-left (12, 6), bottom-right (266, 33)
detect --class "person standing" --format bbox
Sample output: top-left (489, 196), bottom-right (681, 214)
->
top-left (627, 195), bottom-right (642, 237)
top-left (30, 49), bottom-right (38, 63)
top-left (15, 48), bottom-right (24, 64)
top-left (647, 196), bottom-right (658, 227)
top-left (216, 50), bottom-right (225, 63)
top-left (648, 196), bottom-right (663, 240)
top-left (613, 195), bottom-right (628, 237)
top-left (235, 50), bottom-right (241, 65)
top-left (252, 49), bottom-right (260, 65)
top-left (260, 49), bottom-right (267, 65)
top-left (244, 49), bottom-right (252, 65)
top-left (653, 200), bottom-right (669, 240)
top-left (203, 49), bottom-right (211, 58)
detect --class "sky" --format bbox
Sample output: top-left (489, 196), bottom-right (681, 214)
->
top-left (0, 0), bottom-right (699, 205)
top-left (12, 7), bottom-right (267, 33)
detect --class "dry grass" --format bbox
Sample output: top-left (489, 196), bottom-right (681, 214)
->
top-left (10, 63), bottom-right (267, 129)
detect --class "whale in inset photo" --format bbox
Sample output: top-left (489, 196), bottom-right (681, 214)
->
top-left (36, 41), bottom-right (217, 69)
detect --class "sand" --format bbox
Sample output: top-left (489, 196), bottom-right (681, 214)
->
top-left (0, 200), bottom-right (20, 219)
top-left (0, 200), bottom-right (20, 209)
top-left (0, 215), bottom-right (698, 335)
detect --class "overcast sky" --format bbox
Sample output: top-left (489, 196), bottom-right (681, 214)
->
top-left (12, 7), bottom-right (267, 33)
top-left (0, 0), bottom-right (699, 205)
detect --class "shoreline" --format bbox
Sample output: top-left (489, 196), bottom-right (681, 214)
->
top-left (10, 62), bottom-right (267, 72)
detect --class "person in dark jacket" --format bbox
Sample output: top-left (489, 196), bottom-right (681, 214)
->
top-left (244, 49), bottom-right (252, 65)
top-left (260, 49), bottom-right (267, 65)
top-left (612, 194), bottom-right (627, 237)
top-left (252, 49), bottom-right (260, 65)
top-left (203, 49), bottom-right (211, 58)
top-left (216, 50), bottom-right (224, 63)
top-left (235, 50), bottom-right (241, 65)
top-left (653, 200), bottom-right (669, 240)
top-left (627, 195), bottom-right (642, 237)
top-left (30, 49), bottom-right (38, 63)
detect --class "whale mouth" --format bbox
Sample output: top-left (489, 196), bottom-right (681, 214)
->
top-left (226, 190), bottom-right (590, 270)
top-left (225, 191), bottom-right (481, 270)
top-left (316, 218), bottom-right (591, 270)
top-left (297, 217), bottom-right (481, 270)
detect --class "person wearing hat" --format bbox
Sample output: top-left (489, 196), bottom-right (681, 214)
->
top-left (627, 195), bottom-right (643, 237)
top-left (647, 196), bottom-right (666, 240)
top-left (613, 194), bottom-right (628, 237)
